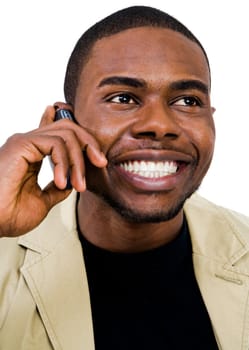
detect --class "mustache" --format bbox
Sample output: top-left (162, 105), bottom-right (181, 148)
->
top-left (107, 138), bottom-right (198, 160)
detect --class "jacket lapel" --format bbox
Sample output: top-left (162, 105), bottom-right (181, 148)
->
top-left (185, 194), bottom-right (249, 350)
top-left (18, 192), bottom-right (95, 350)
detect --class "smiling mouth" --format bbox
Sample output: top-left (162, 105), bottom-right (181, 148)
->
top-left (118, 160), bottom-right (179, 178)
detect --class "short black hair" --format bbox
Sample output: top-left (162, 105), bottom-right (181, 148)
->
top-left (64, 5), bottom-right (209, 105)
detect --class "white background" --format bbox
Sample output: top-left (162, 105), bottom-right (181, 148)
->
top-left (0, 0), bottom-right (248, 215)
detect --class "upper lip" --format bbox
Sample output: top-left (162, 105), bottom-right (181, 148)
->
top-left (112, 149), bottom-right (195, 164)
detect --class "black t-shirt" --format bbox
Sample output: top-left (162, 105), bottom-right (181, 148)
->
top-left (80, 219), bottom-right (218, 349)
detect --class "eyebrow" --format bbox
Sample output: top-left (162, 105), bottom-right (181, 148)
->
top-left (97, 76), bottom-right (209, 94)
top-left (169, 79), bottom-right (209, 94)
top-left (98, 76), bottom-right (147, 89)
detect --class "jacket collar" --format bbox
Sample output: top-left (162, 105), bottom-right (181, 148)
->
top-left (184, 194), bottom-right (249, 270)
top-left (18, 192), bottom-right (95, 350)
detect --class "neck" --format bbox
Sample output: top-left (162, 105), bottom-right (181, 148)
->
top-left (77, 191), bottom-right (184, 253)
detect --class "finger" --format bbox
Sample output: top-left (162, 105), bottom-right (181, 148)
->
top-left (57, 131), bottom-right (86, 192)
top-left (16, 133), bottom-right (72, 190)
top-left (51, 112), bottom-right (107, 167)
top-left (39, 105), bottom-right (56, 127)
top-left (39, 129), bottom-right (86, 192)
top-left (24, 126), bottom-right (86, 191)
top-left (36, 123), bottom-right (108, 169)
top-left (66, 126), bottom-right (108, 168)
top-left (85, 143), bottom-right (108, 168)
top-left (37, 111), bottom-right (107, 183)
top-left (42, 180), bottom-right (72, 209)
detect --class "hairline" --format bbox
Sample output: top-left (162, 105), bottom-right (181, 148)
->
top-left (64, 8), bottom-right (211, 105)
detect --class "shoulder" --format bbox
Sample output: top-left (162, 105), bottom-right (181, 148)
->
top-left (184, 193), bottom-right (249, 257)
top-left (184, 192), bottom-right (249, 229)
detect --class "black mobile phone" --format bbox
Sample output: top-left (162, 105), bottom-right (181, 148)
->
top-left (53, 108), bottom-right (76, 189)
top-left (54, 108), bottom-right (76, 123)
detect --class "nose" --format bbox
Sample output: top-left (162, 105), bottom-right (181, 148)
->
top-left (131, 100), bottom-right (181, 140)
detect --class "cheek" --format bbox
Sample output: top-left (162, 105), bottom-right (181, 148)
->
top-left (190, 121), bottom-right (216, 167)
top-left (79, 113), bottom-right (135, 154)
top-left (89, 121), bottom-right (126, 154)
top-left (75, 105), bottom-right (120, 152)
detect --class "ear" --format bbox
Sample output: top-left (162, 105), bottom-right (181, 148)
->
top-left (53, 101), bottom-right (74, 113)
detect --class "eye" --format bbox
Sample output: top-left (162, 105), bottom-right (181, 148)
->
top-left (107, 93), bottom-right (138, 104)
top-left (173, 96), bottom-right (202, 107)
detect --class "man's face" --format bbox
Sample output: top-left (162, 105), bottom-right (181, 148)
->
top-left (74, 27), bottom-right (215, 223)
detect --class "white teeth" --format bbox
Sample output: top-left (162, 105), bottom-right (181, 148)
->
top-left (119, 161), bottom-right (178, 178)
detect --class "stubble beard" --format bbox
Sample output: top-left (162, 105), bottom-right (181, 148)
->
top-left (89, 186), bottom-right (198, 224)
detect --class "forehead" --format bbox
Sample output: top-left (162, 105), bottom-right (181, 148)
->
top-left (79, 27), bottom-right (210, 89)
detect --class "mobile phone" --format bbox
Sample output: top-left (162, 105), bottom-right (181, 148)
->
top-left (54, 108), bottom-right (76, 189)
top-left (54, 108), bottom-right (76, 123)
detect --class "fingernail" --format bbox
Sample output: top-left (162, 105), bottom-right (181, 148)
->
top-left (100, 152), bottom-right (108, 164)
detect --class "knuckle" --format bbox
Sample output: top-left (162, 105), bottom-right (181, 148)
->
top-left (6, 132), bottom-right (25, 144)
top-left (5, 133), bottom-right (29, 151)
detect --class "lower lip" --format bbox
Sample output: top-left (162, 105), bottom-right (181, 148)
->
top-left (114, 164), bottom-right (187, 192)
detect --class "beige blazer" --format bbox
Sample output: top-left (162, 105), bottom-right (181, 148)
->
top-left (0, 192), bottom-right (249, 350)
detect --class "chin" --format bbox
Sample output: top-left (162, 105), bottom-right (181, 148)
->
top-left (86, 173), bottom-right (199, 223)
top-left (115, 207), bottom-right (182, 224)
top-left (97, 191), bottom-right (193, 224)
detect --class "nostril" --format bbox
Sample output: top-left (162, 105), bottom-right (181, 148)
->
top-left (165, 133), bottom-right (178, 139)
top-left (137, 131), bottom-right (157, 138)
top-left (136, 131), bottom-right (178, 140)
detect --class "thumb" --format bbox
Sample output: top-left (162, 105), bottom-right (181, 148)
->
top-left (42, 181), bottom-right (73, 211)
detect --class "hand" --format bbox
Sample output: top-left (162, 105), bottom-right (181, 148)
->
top-left (0, 104), bottom-right (107, 237)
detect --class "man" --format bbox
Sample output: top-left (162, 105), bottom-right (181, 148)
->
top-left (0, 5), bottom-right (248, 350)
